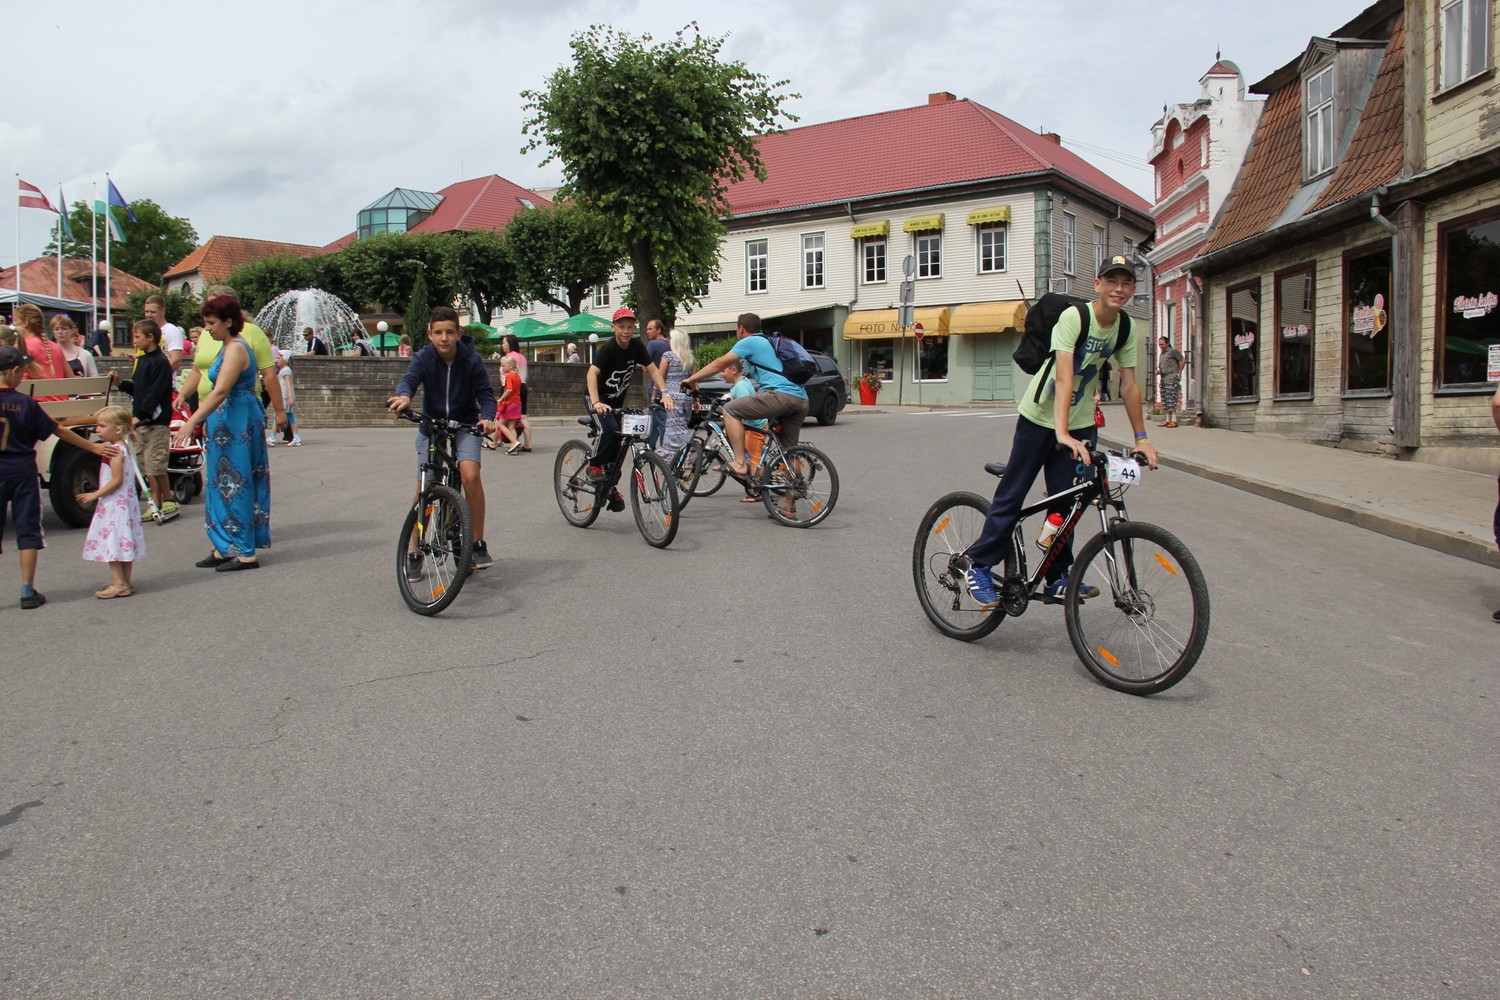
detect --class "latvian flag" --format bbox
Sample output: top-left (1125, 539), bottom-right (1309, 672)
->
top-left (19, 179), bottom-right (58, 213)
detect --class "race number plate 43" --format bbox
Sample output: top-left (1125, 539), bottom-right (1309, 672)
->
top-left (620, 413), bottom-right (650, 437)
top-left (1107, 455), bottom-right (1142, 485)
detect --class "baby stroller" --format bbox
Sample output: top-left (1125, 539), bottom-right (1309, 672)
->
top-left (166, 393), bottom-right (205, 506)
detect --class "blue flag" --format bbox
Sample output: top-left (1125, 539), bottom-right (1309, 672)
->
top-left (58, 186), bottom-right (74, 241)
top-left (107, 178), bottom-right (136, 223)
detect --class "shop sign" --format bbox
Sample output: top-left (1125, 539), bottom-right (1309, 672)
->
top-left (1351, 294), bottom-right (1387, 337)
top-left (1280, 324), bottom-right (1309, 340)
top-left (1234, 332), bottom-right (1255, 351)
top-left (1453, 291), bottom-right (1498, 319)
top-left (857, 320), bottom-right (899, 335)
top-left (1489, 343), bottom-right (1500, 383)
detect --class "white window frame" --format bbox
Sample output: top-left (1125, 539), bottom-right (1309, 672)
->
top-left (1062, 213), bottom-right (1077, 275)
top-left (592, 285), bottom-right (611, 309)
top-left (746, 239), bottom-right (768, 294)
top-left (1122, 237), bottom-right (1135, 259)
top-left (862, 238), bottom-right (887, 284)
top-left (802, 232), bottom-right (825, 290)
top-left (976, 225), bottom-right (1007, 273)
top-left (1093, 225), bottom-right (1106, 274)
top-left (519, 299), bottom-right (534, 315)
top-left (916, 233), bottom-right (942, 279)
top-left (1440, 0), bottom-right (1493, 88)
top-left (1305, 65), bottom-right (1335, 177)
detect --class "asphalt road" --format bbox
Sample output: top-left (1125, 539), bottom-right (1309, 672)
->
top-left (3, 410), bottom-right (1496, 998)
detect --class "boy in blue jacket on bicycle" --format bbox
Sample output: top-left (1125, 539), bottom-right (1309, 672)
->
top-left (387, 306), bottom-right (498, 570)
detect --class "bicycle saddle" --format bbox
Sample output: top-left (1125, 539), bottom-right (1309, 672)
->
top-left (984, 462), bottom-right (1007, 478)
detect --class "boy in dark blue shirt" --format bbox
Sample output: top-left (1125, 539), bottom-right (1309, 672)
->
top-left (0, 345), bottom-right (116, 608)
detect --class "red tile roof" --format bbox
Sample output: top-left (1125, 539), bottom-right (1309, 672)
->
top-left (163, 235), bottom-right (322, 282)
top-left (410, 175), bottom-right (553, 234)
top-left (726, 98), bottom-right (1151, 219)
top-left (1310, 15), bottom-right (1405, 212)
top-left (1200, 85), bottom-right (1305, 255)
top-left (0, 257), bottom-right (154, 309)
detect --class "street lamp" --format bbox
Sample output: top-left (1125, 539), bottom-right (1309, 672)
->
top-left (588, 332), bottom-right (599, 364)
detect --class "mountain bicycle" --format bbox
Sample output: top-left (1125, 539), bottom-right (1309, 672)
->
top-left (679, 389), bottom-right (839, 527)
top-left (912, 445), bottom-right (1209, 695)
top-left (396, 410), bottom-right (478, 615)
top-left (553, 404), bottom-right (680, 548)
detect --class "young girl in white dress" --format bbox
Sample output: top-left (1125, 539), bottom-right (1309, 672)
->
top-left (78, 405), bottom-right (146, 598)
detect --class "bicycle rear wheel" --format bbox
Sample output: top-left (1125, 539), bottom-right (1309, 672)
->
top-left (763, 445), bottom-right (838, 527)
top-left (397, 483), bottom-right (473, 616)
top-left (553, 439), bottom-right (603, 528)
top-left (671, 437), bottom-right (705, 510)
top-left (692, 436), bottom-right (730, 496)
top-left (630, 450), bottom-right (680, 548)
top-left (912, 491), bottom-right (1015, 641)
top-left (1066, 521), bottom-right (1210, 695)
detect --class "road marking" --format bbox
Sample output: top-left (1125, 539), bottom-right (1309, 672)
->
top-left (909, 410), bottom-right (1018, 419)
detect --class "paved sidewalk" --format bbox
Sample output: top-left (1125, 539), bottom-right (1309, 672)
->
top-left (1094, 414), bottom-right (1500, 568)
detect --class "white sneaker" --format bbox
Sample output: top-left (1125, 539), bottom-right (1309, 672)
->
top-left (266, 435), bottom-right (277, 447)
top-left (289, 435), bottom-right (303, 447)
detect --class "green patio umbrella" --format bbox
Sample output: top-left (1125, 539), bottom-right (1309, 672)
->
top-left (533, 312), bottom-right (613, 341)
top-left (503, 317), bottom-right (549, 339)
top-left (370, 331), bottom-right (403, 350)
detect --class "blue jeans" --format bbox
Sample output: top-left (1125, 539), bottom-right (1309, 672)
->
top-left (966, 415), bottom-right (1097, 582)
top-left (1493, 476), bottom-right (1499, 550)
top-left (646, 405), bottom-right (666, 450)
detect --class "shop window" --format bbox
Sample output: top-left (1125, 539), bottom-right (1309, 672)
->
top-left (1438, 210), bottom-right (1500, 386)
top-left (1228, 281), bottom-right (1260, 400)
top-left (914, 336), bottom-right (949, 382)
top-left (1440, 0), bottom-right (1492, 89)
top-left (1275, 266), bottom-right (1315, 396)
top-left (1344, 246), bottom-right (1392, 392)
top-left (862, 341), bottom-right (895, 383)
top-left (863, 239), bottom-right (887, 283)
top-left (976, 225), bottom-right (1006, 273)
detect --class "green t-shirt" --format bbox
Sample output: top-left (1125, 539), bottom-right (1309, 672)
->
top-left (1016, 305), bottom-right (1138, 430)
top-left (193, 322), bottom-right (274, 395)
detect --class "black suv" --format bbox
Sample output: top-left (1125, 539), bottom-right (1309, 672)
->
top-left (697, 349), bottom-right (848, 426)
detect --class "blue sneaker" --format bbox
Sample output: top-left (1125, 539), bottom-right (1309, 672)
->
top-left (1042, 572), bottom-right (1100, 604)
top-left (965, 563), bottom-right (1000, 609)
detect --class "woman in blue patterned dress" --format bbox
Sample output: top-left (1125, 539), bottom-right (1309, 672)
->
top-left (172, 295), bottom-right (270, 571)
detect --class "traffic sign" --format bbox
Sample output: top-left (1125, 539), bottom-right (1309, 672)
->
top-left (902, 255), bottom-right (915, 279)
top-left (914, 322), bottom-right (925, 340)
top-left (899, 280), bottom-right (915, 304)
top-left (897, 304), bottom-right (914, 328)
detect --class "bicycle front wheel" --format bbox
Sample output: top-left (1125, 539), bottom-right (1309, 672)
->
top-left (763, 445), bottom-right (838, 527)
top-left (672, 437), bottom-right (705, 511)
top-left (692, 437), bottom-right (730, 496)
top-left (553, 439), bottom-right (602, 528)
top-left (912, 491), bottom-right (1013, 641)
top-left (630, 450), bottom-right (680, 548)
top-left (397, 483), bottom-right (474, 616)
top-left (1066, 521), bottom-right (1210, 695)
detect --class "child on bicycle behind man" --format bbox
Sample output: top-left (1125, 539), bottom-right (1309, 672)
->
top-left (721, 358), bottom-right (768, 503)
top-left (386, 306), bottom-right (498, 570)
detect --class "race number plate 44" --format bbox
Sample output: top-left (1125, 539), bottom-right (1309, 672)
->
top-left (620, 413), bottom-right (650, 437)
top-left (1107, 454), bottom-right (1142, 486)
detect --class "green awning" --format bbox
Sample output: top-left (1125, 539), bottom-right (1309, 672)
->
top-left (535, 312), bottom-right (613, 340)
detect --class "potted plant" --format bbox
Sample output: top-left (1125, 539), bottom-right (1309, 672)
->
top-left (852, 371), bottom-right (884, 405)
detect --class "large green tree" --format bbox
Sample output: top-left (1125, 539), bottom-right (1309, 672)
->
top-left (445, 229), bottom-right (521, 324)
top-left (503, 204), bottom-right (624, 316)
top-left (221, 255), bottom-right (314, 314)
top-left (522, 24), bottom-right (796, 327)
top-left (338, 231), bottom-right (457, 316)
top-left (45, 198), bottom-right (199, 286)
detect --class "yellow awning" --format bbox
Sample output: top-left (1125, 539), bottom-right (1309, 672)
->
top-left (949, 300), bottom-right (1028, 335)
top-left (966, 206), bottom-right (1012, 225)
top-left (842, 307), bottom-right (951, 340)
top-left (903, 213), bottom-right (945, 233)
top-left (849, 221), bottom-right (889, 239)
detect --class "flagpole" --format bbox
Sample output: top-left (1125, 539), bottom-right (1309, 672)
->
top-left (90, 182), bottom-right (98, 335)
top-left (55, 182), bottom-right (63, 299)
top-left (104, 174), bottom-right (113, 339)
top-left (14, 175), bottom-right (20, 306)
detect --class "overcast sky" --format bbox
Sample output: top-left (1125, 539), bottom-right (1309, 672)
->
top-left (4, 0), bottom-right (1362, 272)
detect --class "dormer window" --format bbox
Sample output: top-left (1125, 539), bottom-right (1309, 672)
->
top-left (1305, 65), bottom-right (1335, 176)
top-left (1440, 0), bottom-right (1492, 89)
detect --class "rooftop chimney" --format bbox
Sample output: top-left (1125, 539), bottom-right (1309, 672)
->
top-left (928, 91), bottom-right (957, 104)
top-left (1040, 132), bottom-right (1062, 145)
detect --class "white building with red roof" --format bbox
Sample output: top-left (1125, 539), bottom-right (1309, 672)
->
top-left (498, 92), bottom-right (1153, 406)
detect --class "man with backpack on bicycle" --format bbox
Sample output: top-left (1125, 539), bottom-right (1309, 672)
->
top-left (680, 312), bottom-right (811, 479)
top-left (387, 306), bottom-right (499, 572)
top-left (964, 256), bottom-right (1160, 610)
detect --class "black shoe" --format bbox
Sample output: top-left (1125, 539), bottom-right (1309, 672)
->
top-left (216, 559), bottom-right (260, 572)
top-left (470, 540), bottom-right (493, 570)
top-left (1493, 608), bottom-right (1500, 623)
top-left (195, 552), bottom-right (232, 568)
top-left (607, 489), bottom-right (625, 512)
top-left (20, 591), bottom-right (46, 610)
top-left (405, 552), bottom-right (423, 582)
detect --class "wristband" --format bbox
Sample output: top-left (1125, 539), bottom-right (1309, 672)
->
top-left (1134, 431), bottom-right (1149, 441)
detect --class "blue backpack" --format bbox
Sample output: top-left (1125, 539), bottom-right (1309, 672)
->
top-left (762, 332), bottom-right (816, 385)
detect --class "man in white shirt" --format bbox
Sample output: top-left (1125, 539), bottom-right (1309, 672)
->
top-left (142, 294), bottom-right (186, 371)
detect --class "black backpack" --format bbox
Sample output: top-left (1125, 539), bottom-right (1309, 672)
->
top-left (761, 332), bottom-right (816, 385)
top-left (1014, 295), bottom-right (1131, 401)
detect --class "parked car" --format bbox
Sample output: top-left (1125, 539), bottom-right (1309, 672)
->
top-left (694, 349), bottom-right (848, 426)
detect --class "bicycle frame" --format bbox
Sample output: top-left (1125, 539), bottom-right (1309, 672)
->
top-left (1004, 450), bottom-right (1131, 598)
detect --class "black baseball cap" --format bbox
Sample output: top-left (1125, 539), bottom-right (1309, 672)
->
top-left (0, 345), bottom-right (33, 370)
top-left (1097, 254), bottom-right (1137, 280)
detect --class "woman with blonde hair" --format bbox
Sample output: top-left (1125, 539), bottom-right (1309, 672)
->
top-left (654, 327), bottom-right (696, 458)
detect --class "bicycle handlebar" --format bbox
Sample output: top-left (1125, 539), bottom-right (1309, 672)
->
top-left (395, 409), bottom-right (485, 436)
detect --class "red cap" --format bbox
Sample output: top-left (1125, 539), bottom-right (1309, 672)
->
top-left (611, 307), bottom-right (636, 322)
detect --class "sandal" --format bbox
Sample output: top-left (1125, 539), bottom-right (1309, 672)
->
top-left (95, 585), bottom-right (134, 599)
top-left (505, 442), bottom-right (522, 455)
top-left (482, 438), bottom-right (498, 451)
top-left (740, 495), bottom-right (762, 503)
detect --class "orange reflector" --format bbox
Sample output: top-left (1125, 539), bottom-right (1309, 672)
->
top-left (934, 516), bottom-right (951, 535)
top-left (811, 502), bottom-right (824, 515)
top-left (1154, 553), bottom-right (1178, 576)
top-left (433, 586), bottom-right (446, 598)
top-left (664, 514), bottom-right (673, 528)
top-left (1096, 647), bottom-right (1120, 666)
